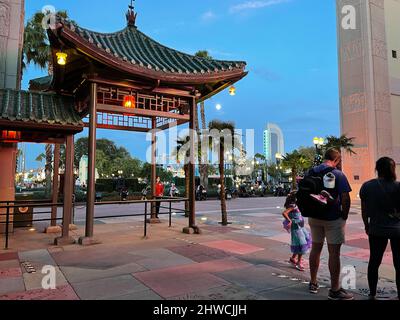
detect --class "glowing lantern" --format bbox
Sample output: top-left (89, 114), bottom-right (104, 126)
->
top-left (56, 52), bottom-right (68, 65)
top-left (229, 86), bottom-right (236, 96)
top-left (123, 95), bottom-right (136, 109)
top-left (1, 130), bottom-right (21, 143)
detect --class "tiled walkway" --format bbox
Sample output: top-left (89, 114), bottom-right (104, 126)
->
top-left (0, 198), bottom-right (398, 300)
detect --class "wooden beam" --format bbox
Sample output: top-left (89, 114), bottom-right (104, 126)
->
top-left (0, 120), bottom-right (84, 134)
top-left (84, 123), bottom-right (150, 133)
top-left (157, 119), bottom-right (189, 131)
top-left (97, 104), bottom-right (190, 121)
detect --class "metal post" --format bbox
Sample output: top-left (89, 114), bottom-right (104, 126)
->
top-left (5, 202), bottom-right (10, 250)
top-left (144, 201), bottom-right (147, 237)
top-left (84, 82), bottom-right (97, 240)
top-left (51, 144), bottom-right (60, 227)
top-left (169, 201), bottom-right (172, 227)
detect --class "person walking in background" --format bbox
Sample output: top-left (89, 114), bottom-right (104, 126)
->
top-left (155, 177), bottom-right (165, 219)
top-left (282, 192), bottom-right (312, 271)
top-left (360, 157), bottom-right (400, 300)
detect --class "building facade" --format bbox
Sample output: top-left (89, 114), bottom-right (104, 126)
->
top-left (337, 0), bottom-right (400, 198)
top-left (263, 123), bottom-right (285, 164)
top-left (0, 0), bottom-right (24, 233)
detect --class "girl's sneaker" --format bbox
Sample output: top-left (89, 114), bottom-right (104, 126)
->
top-left (309, 282), bottom-right (320, 294)
top-left (296, 263), bottom-right (305, 272)
top-left (289, 257), bottom-right (297, 266)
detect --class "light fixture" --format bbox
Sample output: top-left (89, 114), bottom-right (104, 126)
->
top-left (56, 51), bottom-right (68, 66)
top-left (123, 95), bottom-right (136, 109)
top-left (229, 86), bottom-right (236, 96)
top-left (318, 137), bottom-right (325, 146)
top-left (1, 130), bottom-right (21, 143)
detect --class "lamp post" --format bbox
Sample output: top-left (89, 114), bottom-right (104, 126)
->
top-left (275, 153), bottom-right (283, 184)
top-left (313, 137), bottom-right (325, 166)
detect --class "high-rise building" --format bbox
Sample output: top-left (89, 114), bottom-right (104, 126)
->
top-left (336, 0), bottom-right (400, 198)
top-left (263, 123), bottom-right (285, 163)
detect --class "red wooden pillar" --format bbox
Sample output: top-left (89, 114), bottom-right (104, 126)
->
top-left (79, 82), bottom-right (100, 245)
top-left (55, 135), bottom-right (75, 245)
top-left (150, 117), bottom-right (160, 223)
top-left (183, 96), bottom-right (200, 234)
top-left (51, 143), bottom-right (60, 227)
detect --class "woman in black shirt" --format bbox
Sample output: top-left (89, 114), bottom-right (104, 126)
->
top-left (360, 157), bottom-right (400, 300)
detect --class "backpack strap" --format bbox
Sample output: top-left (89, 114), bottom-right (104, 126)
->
top-left (308, 166), bottom-right (335, 178)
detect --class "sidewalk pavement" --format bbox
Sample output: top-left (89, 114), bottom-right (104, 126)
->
top-left (0, 200), bottom-right (398, 300)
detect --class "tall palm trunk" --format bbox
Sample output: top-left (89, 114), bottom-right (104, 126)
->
top-left (291, 166), bottom-right (297, 191)
top-left (219, 143), bottom-right (227, 225)
top-left (45, 144), bottom-right (53, 197)
top-left (199, 101), bottom-right (208, 189)
top-left (200, 102), bottom-right (206, 131)
top-left (184, 164), bottom-right (190, 217)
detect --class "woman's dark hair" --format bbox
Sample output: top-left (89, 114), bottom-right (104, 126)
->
top-left (376, 157), bottom-right (397, 181)
top-left (284, 192), bottom-right (297, 209)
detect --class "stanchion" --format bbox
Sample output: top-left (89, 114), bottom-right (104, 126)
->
top-left (5, 202), bottom-right (10, 250)
top-left (169, 202), bottom-right (172, 227)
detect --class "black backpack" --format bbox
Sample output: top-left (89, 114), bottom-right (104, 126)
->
top-left (296, 167), bottom-right (338, 218)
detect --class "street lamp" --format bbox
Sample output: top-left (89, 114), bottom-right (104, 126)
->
top-left (274, 153), bottom-right (285, 184)
top-left (313, 137), bottom-right (325, 166)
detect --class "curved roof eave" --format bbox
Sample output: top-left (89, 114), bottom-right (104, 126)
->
top-left (51, 20), bottom-right (247, 85)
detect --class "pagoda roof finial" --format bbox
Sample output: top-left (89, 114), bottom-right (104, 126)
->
top-left (126, 0), bottom-right (137, 27)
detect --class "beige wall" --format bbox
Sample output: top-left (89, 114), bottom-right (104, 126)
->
top-left (385, 0), bottom-right (400, 164)
top-left (0, 0), bottom-right (24, 233)
top-left (385, 0), bottom-right (400, 79)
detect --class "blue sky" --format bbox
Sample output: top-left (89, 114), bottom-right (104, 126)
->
top-left (22, 0), bottom-right (339, 169)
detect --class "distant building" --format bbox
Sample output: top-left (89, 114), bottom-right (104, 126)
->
top-left (263, 123), bottom-right (285, 163)
top-left (79, 156), bottom-right (89, 186)
top-left (79, 155), bottom-right (98, 186)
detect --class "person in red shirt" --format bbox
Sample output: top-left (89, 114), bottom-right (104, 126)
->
top-left (155, 177), bottom-right (164, 218)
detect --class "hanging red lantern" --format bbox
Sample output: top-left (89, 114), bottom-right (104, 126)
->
top-left (123, 95), bottom-right (136, 109)
top-left (1, 130), bottom-right (21, 143)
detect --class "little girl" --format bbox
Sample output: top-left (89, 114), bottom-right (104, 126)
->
top-left (282, 192), bottom-right (312, 271)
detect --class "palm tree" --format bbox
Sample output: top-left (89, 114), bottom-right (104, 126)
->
top-left (254, 153), bottom-right (267, 181)
top-left (325, 135), bottom-right (356, 155)
top-left (208, 120), bottom-right (240, 226)
top-left (282, 150), bottom-right (312, 191)
top-left (195, 50), bottom-right (213, 190)
top-left (23, 10), bottom-right (71, 197)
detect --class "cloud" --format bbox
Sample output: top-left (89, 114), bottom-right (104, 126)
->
top-left (230, 0), bottom-right (290, 13)
top-left (252, 67), bottom-right (281, 81)
top-left (201, 10), bottom-right (217, 21)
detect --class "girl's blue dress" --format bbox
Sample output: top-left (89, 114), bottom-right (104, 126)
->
top-left (283, 206), bottom-right (312, 255)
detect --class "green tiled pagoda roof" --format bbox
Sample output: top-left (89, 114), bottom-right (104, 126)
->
top-left (0, 89), bottom-right (83, 127)
top-left (60, 18), bottom-right (246, 77)
top-left (29, 75), bottom-right (53, 91)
